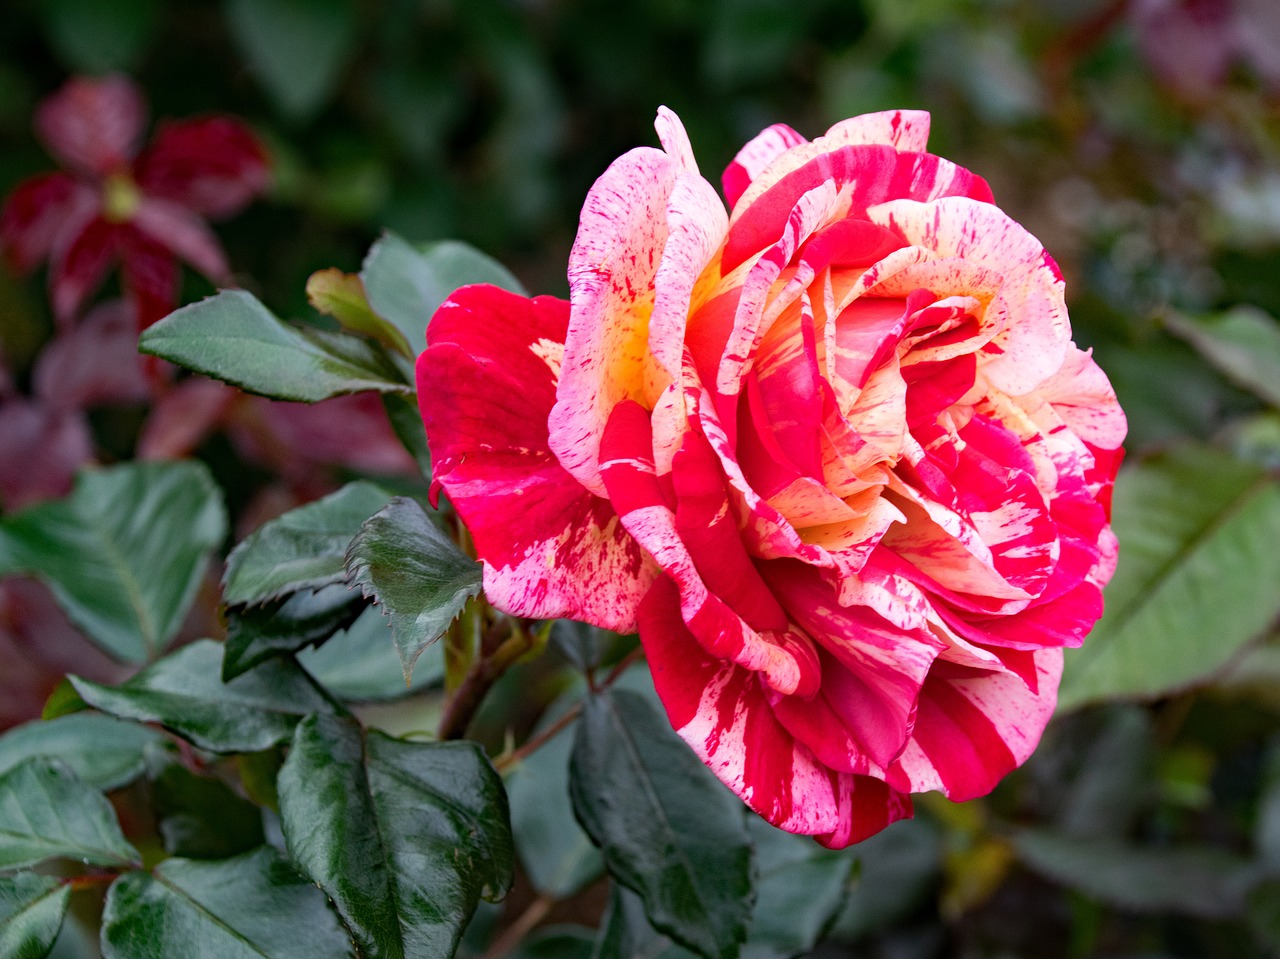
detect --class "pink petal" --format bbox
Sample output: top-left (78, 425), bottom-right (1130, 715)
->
top-left (824, 110), bottom-right (933, 153)
top-left (0, 173), bottom-right (83, 272)
top-left (640, 575), bottom-right (912, 845)
top-left (132, 198), bottom-right (231, 283)
top-left (1036, 347), bottom-right (1127, 450)
top-left (722, 122), bottom-right (807, 210)
top-left (868, 196), bottom-right (1072, 395)
top-left (48, 217), bottom-right (121, 326)
top-left (548, 145), bottom-right (679, 496)
top-left (133, 117), bottom-right (270, 218)
top-left (419, 285), bottom-right (654, 632)
top-left (889, 652), bottom-right (1062, 801)
top-left (35, 75), bottom-right (146, 177)
top-left (33, 300), bottom-right (150, 411)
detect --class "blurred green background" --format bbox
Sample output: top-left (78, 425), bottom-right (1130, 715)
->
top-left (2, 0), bottom-right (1280, 957)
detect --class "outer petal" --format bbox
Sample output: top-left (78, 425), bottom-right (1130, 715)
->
top-left (722, 122), bottom-right (807, 210)
top-left (133, 117), bottom-right (270, 217)
top-left (641, 576), bottom-right (912, 846)
top-left (549, 145), bottom-right (678, 496)
top-left (419, 285), bottom-right (654, 632)
top-left (35, 75), bottom-right (146, 176)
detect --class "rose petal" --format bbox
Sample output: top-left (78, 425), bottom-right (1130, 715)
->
top-left (420, 285), bottom-right (654, 632)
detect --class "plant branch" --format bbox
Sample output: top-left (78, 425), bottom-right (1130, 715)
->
top-left (481, 893), bottom-right (555, 959)
top-left (437, 618), bottom-right (535, 740)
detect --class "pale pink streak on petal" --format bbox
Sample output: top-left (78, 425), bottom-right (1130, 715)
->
top-left (1036, 346), bottom-right (1127, 449)
top-left (35, 75), bottom-right (146, 176)
top-left (655, 106), bottom-right (699, 174)
top-left (648, 173), bottom-right (728, 385)
top-left (722, 122), bottom-right (807, 210)
top-left (824, 109), bottom-right (932, 153)
top-left (550, 146), bottom-right (677, 496)
top-left (868, 197), bottom-right (1071, 394)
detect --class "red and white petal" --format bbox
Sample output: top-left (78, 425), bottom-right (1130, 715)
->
top-left (888, 652), bottom-right (1062, 801)
top-left (722, 123), bottom-right (808, 210)
top-left (35, 75), bottom-right (146, 177)
top-left (549, 146), bottom-right (679, 496)
top-left (418, 285), bottom-right (654, 632)
top-left (1035, 346), bottom-right (1127, 450)
top-left (868, 197), bottom-right (1071, 395)
top-left (133, 117), bottom-right (270, 218)
top-left (823, 110), bottom-right (932, 154)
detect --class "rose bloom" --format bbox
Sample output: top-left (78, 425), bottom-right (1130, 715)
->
top-left (419, 109), bottom-right (1126, 846)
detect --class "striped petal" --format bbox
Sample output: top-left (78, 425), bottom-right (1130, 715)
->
top-left (418, 285), bottom-right (654, 631)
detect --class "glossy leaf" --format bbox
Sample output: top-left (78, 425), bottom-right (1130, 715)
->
top-left (147, 751), bottom-right (265, 859)
top-left (223, 481), bottom-right (394, 607)
top-left (569, 689), bottom-right (755, 959)
top-left (138, 289), bottom-right (410, 402)
top-left (225, 0), bottom-right (358, 122)
top-left (360, 232), bottom-right (525, 351)
top-left (506, 702), bottom-right (604, 899)
top-left (307, 268), bottom-right (413, 358)
top-left (0, 714), bottom-right (164, 791)
top-left (1060, 445), bottom-right (1280, 708)
top-left (1165, 307), bottom-right (1280, 408)
top-left (295, 606), bottom-right (444, 701)
top-left (0, 461), bottom-right (225, 663)
top-left (101, 847), bottom-right (353, 959)
top-left (69, 640), bottom-right (336, 754)
top-left (1013, 830), bottom-right (1257, 918)
top-left (345, 496), bottom-right (482, 679)
top-left (0, 873), bottom-right (70, 959)
top-left (277, 713), bottom-right (513, 959)
top-left (222, 584), bottom-right (365, 681)
top-left (0, 758), bottom-right (139, 870)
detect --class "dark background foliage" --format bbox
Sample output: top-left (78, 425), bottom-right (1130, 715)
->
top-left (2, 1), bottom-right (1280, 957)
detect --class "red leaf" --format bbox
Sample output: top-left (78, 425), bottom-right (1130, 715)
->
top-left (119, 227), bottom-right (180, 330)
top-left (132, 198), bottom-right (231, 284)
top-left (33, 300), bottom-right (150, 412)
top-left (136, 377), bottom-right (237, 460)
top-left (34, 75), bottom-right (146, 177)
top-left (134, 116), bottom-right (270, 218)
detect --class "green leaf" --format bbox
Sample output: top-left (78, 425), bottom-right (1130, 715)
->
top-left (1012, 830), bottom-right (1258, 918)
top-left (345, 497), bottom-right (482, 679)
top-left (147, 751), bottom-right (265, 860)
top-left (0, 873), bottom-right (70, 959)
top-left (360, 233), bottom-right (526, 352)
top-left (508, 927), bottom-right (595, 959)
top-left (0, 714), bottom-right (165, 791)
top-left (139, 290), bottom-right (409, 402)
top-left (1165, 307), bottom-right (1280, 408)
top-left (222, 584), bottom-right (365, 681)
top-left (0, 461), bottom-right (226, 663)
top-left (569, 689), bottom-right (755, 959)
top-left (41, 0), bottom-right (158, 72)
top-left (740, 816), bottom-right (853, 959)
top-left (295, 606), bottom-right (444, 701)
top-left (224, 481), bottom-right (394, 607)
top-left (380, 392), bottom-right (432, 479)
top-left (307, 268), bottom-right (413, 358)
top-left (224, 0), bottom-right (358, 123)
top-left (70, 640), bottom-right (337, 754)
top-left (101, 848), bottom-right (353, 959)
top-left (507, 703), bottom-right (604, 899)
top-left (277, 713), bottom-right (513, 959)
top-left (0, 758), bottom-right (139, 871)
top-left (1060, 445), bottom-right (1280, 709)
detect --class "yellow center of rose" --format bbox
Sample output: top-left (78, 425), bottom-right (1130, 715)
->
top-left (101, 173), bottom-right (142, 223)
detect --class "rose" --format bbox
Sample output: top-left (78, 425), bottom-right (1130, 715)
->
top-left (417, 108), bottom-right (1126, 846)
